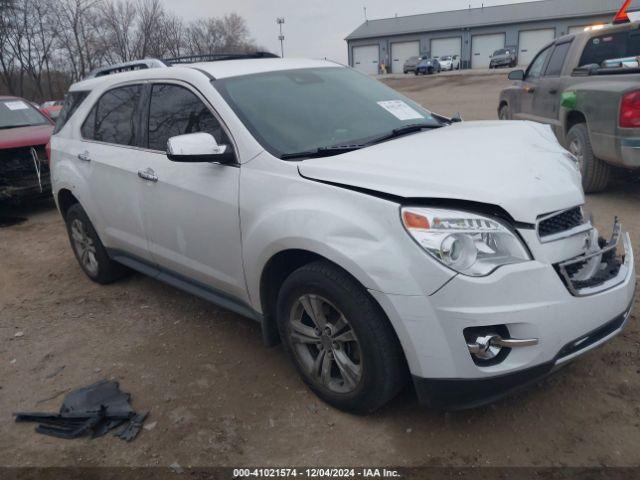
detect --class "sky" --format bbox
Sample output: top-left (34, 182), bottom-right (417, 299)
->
top-left (159, 0), bottom-right (542, 63)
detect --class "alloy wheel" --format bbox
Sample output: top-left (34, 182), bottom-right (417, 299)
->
top-left (569, 138), bottom-right (585, 172)
top-left (288, 294), bottom-right (363, 394)
top-left (70, 218), bottom-right (99, 276)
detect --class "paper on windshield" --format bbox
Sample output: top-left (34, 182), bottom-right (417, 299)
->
top-left (4, 101), bottom-right (30, 111)
top-left (377, 100), bottom-right (424, 121)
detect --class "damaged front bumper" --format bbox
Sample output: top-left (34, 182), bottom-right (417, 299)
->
top-left (557, 218), bottom-right (633, 297)
top-left (0, 146), bottom-right (51, 202)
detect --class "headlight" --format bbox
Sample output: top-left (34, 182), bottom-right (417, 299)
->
top-left (401, 207), bottom-right (531, 277)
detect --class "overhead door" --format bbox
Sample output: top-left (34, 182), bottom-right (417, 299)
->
top-left (391, 41), bottom-right (419, 73)
top-left (471, 33), bottom-right (505, 69)
top-left (431, 37), bottom-right (462, 59)
top-left (568, 25), bottom-right (588, 35)
top-left (353, 45), bottom-right (380, 75)
top-left (518, 29), bottom-right (556, 66)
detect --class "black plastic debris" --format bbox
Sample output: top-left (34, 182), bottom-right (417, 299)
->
top-left (14, 380), bottom-right (148, 441)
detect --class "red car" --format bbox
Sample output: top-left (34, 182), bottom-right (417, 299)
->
top-left (40, 100), bottom-right (64, 121)
top-left (0, 95), bottom-right (54, 203)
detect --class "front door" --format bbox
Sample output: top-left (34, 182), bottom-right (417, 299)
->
top-left (514, 45), bottom-right (553, 121)
top-left (533, 42), bottom-right (572, 125)
top-left (136, 82), bottom-right (246, 300)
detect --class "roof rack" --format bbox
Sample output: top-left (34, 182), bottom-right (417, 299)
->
top-left (86, 59), bottom-right (168, 79)
top-left (84, 52), bottom-right (280, 79)
top-left (162, 52), bottom-right (279, 65)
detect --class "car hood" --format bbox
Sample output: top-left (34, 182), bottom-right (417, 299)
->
top-left (297, 121), bottom-right (584, 224)
top-left (0, 124), bottom-right (53, 150)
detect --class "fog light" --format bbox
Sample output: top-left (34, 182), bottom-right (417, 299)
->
top-left (467, 335), bottom-right (503, 360)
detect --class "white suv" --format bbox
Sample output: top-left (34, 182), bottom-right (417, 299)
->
top-left (50, 56), bottom-right (636, 413)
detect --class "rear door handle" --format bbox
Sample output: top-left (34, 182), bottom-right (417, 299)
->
top-left (548, 89), bottom-right (558, 94)
top-left (77, 151), bottom-right (91, 162)
top-left (137, 168), bottom-right (158, 182)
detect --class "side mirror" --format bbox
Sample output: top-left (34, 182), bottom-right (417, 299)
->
top-left (166, 132), bottom-right (234, 164)
top-left (508, 70), bottom-right (525, 81)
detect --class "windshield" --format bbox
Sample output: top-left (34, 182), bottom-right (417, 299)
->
top-left (494, 49), bottom-right (508, 56)
top-left (440, 56), bottom-right (452, 60)
top-left (0, 99), bottom-right (49, 129)
top-left (214, 67), bottom-right (442, 158)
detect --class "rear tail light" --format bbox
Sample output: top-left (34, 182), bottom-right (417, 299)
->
top-left (620, 91), bottom-right (640, 128)
top-left (45, 141), bottom-right (51, 164)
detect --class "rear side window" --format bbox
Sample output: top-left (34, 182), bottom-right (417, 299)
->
top-left (53, 91), bottom-right (89, 134)
top-left (544, 42), bottom-right (572, 77)
top-left (579, 30), bottom-right (640, 67)
top-left (81, 85), bottom-right (142, 146)
top-left (147, 83), bottom-right (227, 151)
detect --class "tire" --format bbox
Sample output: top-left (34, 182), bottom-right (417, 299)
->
top-left (498, 103), bottom-right (510, 120)
top-left (276, 261), bottom-right (407, 413)
top-left (566, 123), bottom-right (611, 193)
top-left (65, 203), bottom-right (128, 284)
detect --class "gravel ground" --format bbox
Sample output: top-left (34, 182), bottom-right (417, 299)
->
top-left (0, 72), bottom-right (639, 469)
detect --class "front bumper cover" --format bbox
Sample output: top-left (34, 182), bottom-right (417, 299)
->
top-left (413, 295), bottom-right (635, 410)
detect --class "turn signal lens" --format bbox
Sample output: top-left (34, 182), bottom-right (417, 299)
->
top-left (402, 211), bottom-right (430, 229)
top-left (620, 91), bottom-right (640, 128)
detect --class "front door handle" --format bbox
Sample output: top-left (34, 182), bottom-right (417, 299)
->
top-left (548, 89), bottom-right (558, 95)
top-left (77, 151), bottom-right (91, 162)
top-left (137, 168), bottom-right (158, 182)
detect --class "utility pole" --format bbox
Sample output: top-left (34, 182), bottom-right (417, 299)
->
top-left (276, 17), bottom-right (285, 58)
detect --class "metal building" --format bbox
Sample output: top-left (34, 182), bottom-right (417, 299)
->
top-left (346, 0), bottom-right (640, 74)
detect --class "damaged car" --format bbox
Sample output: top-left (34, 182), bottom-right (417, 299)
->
top-left (50, 55), bottom-right (636, 413)
top-left (0, 96), bottom-right (54, 203)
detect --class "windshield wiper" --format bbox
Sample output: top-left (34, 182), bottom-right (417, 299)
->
top-left (0, 124), bottom-right (32, 130)
top-left (365, 123), bottom-right (441, 147)
top-left (280, 144), bottom-right (366, 160)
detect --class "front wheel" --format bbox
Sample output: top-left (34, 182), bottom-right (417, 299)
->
top-left (277, 261), bottom-right (407, 413)
top-left (566, 123), bottom-right (611, 193)
top-left (498, 103), bottom-right (510, 120)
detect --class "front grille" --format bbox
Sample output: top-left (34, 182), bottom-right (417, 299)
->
top-left (556, 312), bottom-right (627, 361)
top-left (538, 207), bottom-right (584, 238)
top-left (0, 146), bottom-right (50, 199)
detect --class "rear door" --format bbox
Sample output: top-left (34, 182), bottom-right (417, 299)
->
top-left (135, 82), bottom-right (246, 300)
top-left (78, 83), bottom-right (152, 262)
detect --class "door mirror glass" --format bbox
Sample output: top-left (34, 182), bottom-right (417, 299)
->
top-left (166, 132), bottom-right (234, 163)
top-left (508, 70), bottom-right (525, 81)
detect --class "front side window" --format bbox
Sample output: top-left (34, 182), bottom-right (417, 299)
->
top-left (0, 99), bottom-right (50, 129)
top-left (579, 30), bottom-right (640, 67)
top-left (54, 91), bottom-right (89, 134)
top-left (544, 42), bottom-right (572, 77)
top-left (147, 84), bottom-right (227, 151)
top-left (81, 85), bottom-right (141, 146)
top-left (526, 46), bottom-right (552, 79)
top-left (215, 67), bottom-right (441, 158)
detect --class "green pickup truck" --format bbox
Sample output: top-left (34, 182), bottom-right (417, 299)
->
top-left (498, 21), bottom-right (640, 192)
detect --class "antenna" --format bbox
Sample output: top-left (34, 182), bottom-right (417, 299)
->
top-left (276, 17), bottom-right (285, 57)
top-left (363, 6), bottom-right (368, 22)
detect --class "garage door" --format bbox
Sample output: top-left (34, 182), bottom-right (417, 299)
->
top-left (472, 33), bottom-right (505, 69)
top-left (518, 29), bottom-right (556, 66)
top-left (568, 25), bottom-right (588, 35)
top-left (431, 37), bottom-right (462, 59)
top-left (391, 41), bottom-right (419, 74)
top-left (353, 45), bottom-right (380, 75)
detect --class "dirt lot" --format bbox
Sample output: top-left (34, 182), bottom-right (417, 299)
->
top-left (1, 72), bottom-right (639, 469)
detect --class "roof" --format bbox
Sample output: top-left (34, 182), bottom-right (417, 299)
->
top-left (346, 0), bottom-right (640, 40)
top-left (70, 58), bottom-right (339, 91)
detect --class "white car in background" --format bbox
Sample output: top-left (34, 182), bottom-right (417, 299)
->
top-left (436, 55), bottom-right (461, 71)
top-left (50, 55), bottom-right (635, 413)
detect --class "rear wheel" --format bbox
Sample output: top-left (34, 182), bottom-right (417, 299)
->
top-left (277, 261), bottom-right (407, 413)
top-left (567, 123), bottom-right (611, 193)
top-left (65, 204), bottom-right (128, 284)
